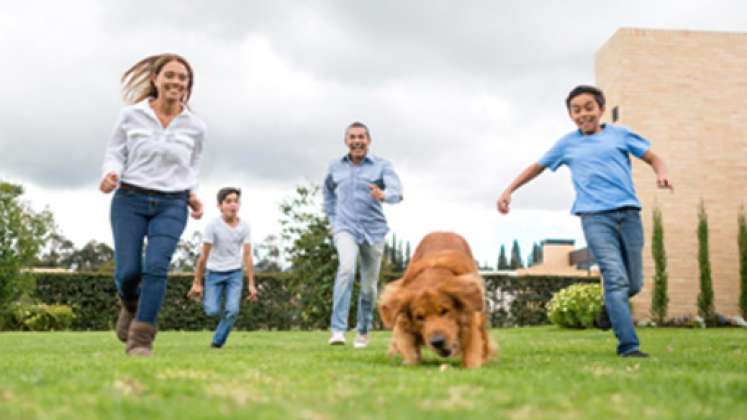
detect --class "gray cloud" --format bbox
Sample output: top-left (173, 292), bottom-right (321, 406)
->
top-left (2, 0), bottom-right (746, 214)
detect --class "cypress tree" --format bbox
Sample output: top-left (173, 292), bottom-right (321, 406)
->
top-left (651, 206), bottom-right (669, 324)
top-left (697, 200), bottom-right (715, 324)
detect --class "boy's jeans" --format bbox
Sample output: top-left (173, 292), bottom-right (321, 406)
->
top-left (330, 231), bottom-right (385, 336)
top-left (111, 188), bottom-right (188, 324)
top-left (581, 207), bottom-right (644, 356)
top-left (203, 269), bottom-right (244, 347)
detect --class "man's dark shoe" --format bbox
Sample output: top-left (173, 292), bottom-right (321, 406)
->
top-left (595, 304), bottom-right (612, 330)
top-left (621, 350), bottom-right (649, 358)
top-left (211, 342), bottom-right (222, 349)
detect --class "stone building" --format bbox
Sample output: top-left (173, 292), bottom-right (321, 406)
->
top-left (596, 28), bottom-right (747, 319)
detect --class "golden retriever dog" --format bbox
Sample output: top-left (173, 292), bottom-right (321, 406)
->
top-left (378, 232), bottom-right (497, 368)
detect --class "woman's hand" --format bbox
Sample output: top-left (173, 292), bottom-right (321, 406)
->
top-left (99, 172), bottom-right (119, 193)
top-left (188, 193), bottom-right (203, 219)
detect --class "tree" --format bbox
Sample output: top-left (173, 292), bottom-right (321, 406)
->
top-left (509, 240), bottom-right (524, 269)
top-left (527, 242), bottom-right (541, 267)
top-left (67, 240), bottom-right (114, 272)
top-left (171, 231), bottom-right (203, 273)
top-left (0, 182), bottom-right (54, 326)
top-left (738, 205), bottom-right (747, 318)
top-left (404, 241), bottom-right (412, 268)
top-left (279, 184), bottom-right (338, 329)
top-left (34, 231), bottom-right (75, 268)
top-left (650, 206), bottom-right (669, 324)
top-left (254, 234), bottom-right (283, 273)
top-left (697, 200), bottom-right (715, 324)
top-left (497, 245), bottom-right (509, 270)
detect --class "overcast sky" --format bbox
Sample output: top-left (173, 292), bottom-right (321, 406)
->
top-left (1, 1), bottom-right (745, 266)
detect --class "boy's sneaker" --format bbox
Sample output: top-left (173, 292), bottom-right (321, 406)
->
top-left (621, 350), bottom-right (649, 358)
top-left (595, 304), bottom-right (612, 331)
top-left (328, 331), bottom-right (346, 345)
top-left (353, 334), bottom-right (369, 349)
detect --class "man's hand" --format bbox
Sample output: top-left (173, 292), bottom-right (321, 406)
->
top-left (99, 172), bottom-right (119, 193)
top-left (187, 283), bottom-right (203, 301)
top-left (369, 184), bottom-right (385, 201)
top-left (497, 190), bottom-right (512, 214)
top-left (188, 193), bottom-right (203, 219)
top-left (246, 284), bottom-right (258, 302)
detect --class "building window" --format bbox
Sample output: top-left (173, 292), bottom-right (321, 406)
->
top-left (612, 106), bottom-right (619, 122)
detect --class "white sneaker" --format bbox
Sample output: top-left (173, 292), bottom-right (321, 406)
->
top-left (328, 331), bottom-right (346, 345)
top-left (353, 334), bottom-right (369, 349)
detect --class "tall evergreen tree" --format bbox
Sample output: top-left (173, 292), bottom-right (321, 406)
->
top-left (651, 206), bottom-right (669, 324)
top-left (697, 200), bottom-right (715, 324)
top-left (404, 241), bottom-right (412, 268)
top-left (497, 245), bottom-right (509, 270)
top-left (509, 240), bottom-right (524, 269)
top-left (738, 205), bottom-right (747, 318)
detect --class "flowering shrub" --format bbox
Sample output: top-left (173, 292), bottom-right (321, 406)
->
top-left (547, 283), bottom-right (603, 328)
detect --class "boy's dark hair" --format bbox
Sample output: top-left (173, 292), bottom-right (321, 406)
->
top-left (345, 121), bottom-right (371, 141)
top-left (217, 187), bottom-right (241, 204)
top-left (566, 85), bottom-right (605, 110)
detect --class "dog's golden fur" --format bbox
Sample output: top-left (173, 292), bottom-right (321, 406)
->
top-left (378, 232), bottom-right (497, 368)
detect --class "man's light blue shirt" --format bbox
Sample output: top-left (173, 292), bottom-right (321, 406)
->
top-left (323, 154), bottom-right (403, 244)
top-left (538, 124), bottom-right (651, 215)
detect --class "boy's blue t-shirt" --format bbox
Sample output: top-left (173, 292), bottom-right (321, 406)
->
top-left (538, 124), bottom-right (651, 215)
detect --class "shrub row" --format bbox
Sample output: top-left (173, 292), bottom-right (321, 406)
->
top-left (30, 272), bottom-right (599, 331)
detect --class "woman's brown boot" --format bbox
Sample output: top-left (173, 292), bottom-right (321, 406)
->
top-left (116, 299), bottom-right (139, 343)
top-left (126, 320), bottom-right (157, 357)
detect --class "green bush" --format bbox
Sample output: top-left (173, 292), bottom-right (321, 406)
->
top-left (29, 271), bottom-right (599, 331)
top-left (7, 302), bottom-right (75, 331)
top-left (546, 283), bottom-right (603, 328)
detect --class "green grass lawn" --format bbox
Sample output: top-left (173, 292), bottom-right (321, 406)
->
top-left (0, 327), bottom-right (745, 420)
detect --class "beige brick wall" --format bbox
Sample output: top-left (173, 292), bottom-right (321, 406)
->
top-left (596, 28), bottom-right (747, 320)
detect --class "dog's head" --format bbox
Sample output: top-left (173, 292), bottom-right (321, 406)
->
top-left (379, 269), bottom-right (484, 358)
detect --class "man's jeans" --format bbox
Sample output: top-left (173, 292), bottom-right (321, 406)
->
top-left (581, 207), bottom-right (644, 355)
top-left (330, 231), bottom-right (385, 335)
top-left (111, 188), bottom-right (188, 324)
top-left (203, 269), bottom-right (244, 347)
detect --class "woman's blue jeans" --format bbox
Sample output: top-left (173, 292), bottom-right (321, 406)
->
top-left (110, 188), bottom-right (187, 324)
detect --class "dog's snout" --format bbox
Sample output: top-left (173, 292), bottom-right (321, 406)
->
top-left (429, 334), bottom-right (446, 348)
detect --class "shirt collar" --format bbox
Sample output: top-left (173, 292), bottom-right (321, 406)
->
top-left (342, 154), bottom-right (374, 164)
top-left (134, 98), bottom-right (193, 121)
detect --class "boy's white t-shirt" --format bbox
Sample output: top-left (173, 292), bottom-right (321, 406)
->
top-left (203, 216), bottom-right (251, 272)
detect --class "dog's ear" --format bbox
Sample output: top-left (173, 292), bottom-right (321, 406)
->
top-left (439, 272), bottom-right (485, 312)
top-left (378, 279), bottom-right (412, 329)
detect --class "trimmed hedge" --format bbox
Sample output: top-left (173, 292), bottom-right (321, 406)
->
top-left (31, 272), bottom-right (599, 331)
top-left (483, 274), bottom-right (600, 327)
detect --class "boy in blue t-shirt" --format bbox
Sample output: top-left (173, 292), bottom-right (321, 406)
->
top-left (497, 85), bottom-right (673, 358)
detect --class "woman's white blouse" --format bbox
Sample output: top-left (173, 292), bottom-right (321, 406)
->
top-left (102, 99), bottom-right (205, 192)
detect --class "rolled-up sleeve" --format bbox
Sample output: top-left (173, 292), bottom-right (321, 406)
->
top-left (323, 165), bottom-right (337, 224)
top-left (101, 110), bottom-right (127, 179)
top-left (381, 161), bottom-right (403, 204)
top-left (189, 123), bottom-right (206, 192)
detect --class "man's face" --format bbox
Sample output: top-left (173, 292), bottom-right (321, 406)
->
top-left (345, 127), bottom-right (370, 161)
top-left (568, 93), bottom-right (604, 135)
top-left (219, 193), bottom-right (240, 218)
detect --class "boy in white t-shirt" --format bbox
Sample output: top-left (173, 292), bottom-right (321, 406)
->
top-left (188, 187), bottom-right (257, 348)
